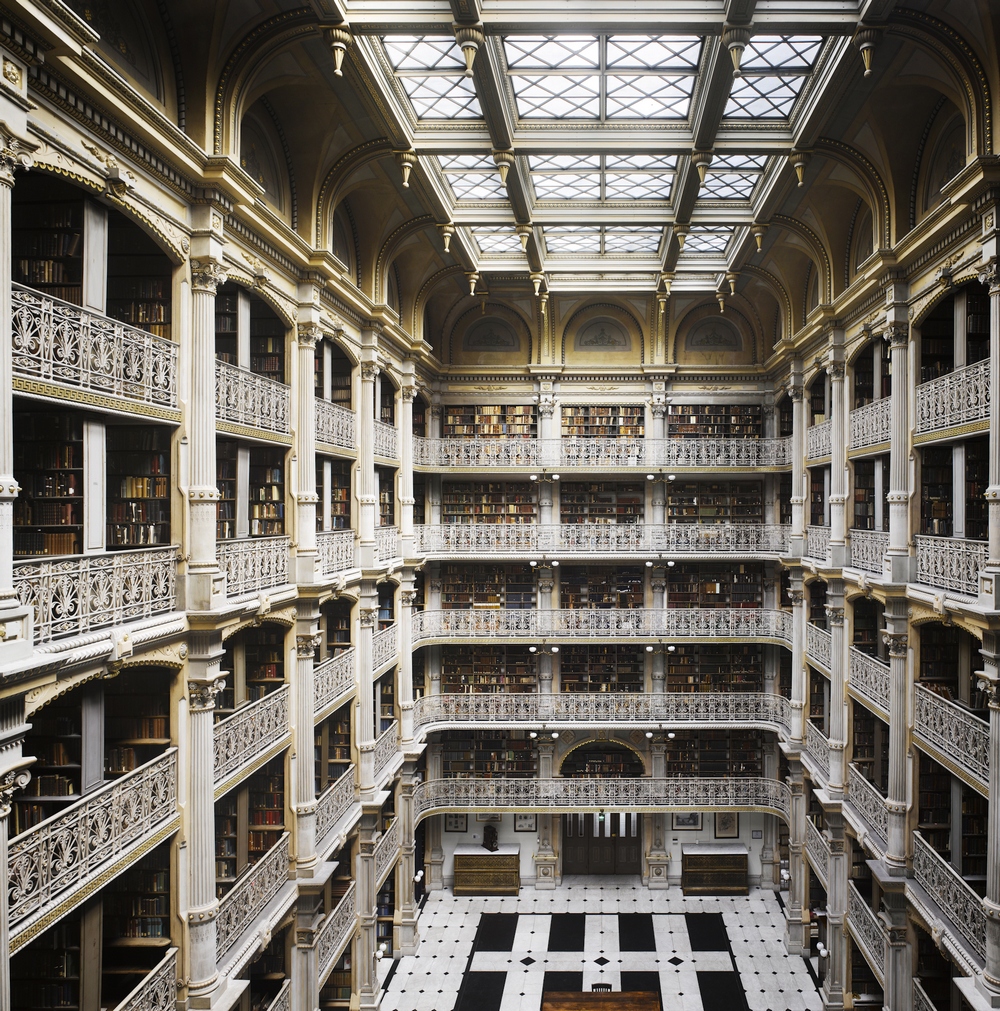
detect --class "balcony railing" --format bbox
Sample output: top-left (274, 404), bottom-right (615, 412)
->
top-left (847, 882), bottom-right (885, 983)
top-left (217, 834), bottom-right (290, 962)
top-left (807, 419), bottom-right (832, 459)
top-left (373, 721), bottom-right (398, 781)
top-left (805, 722), bottom-right (830, 779)
top-left (804, 525), bottom-right (830, 562)
top-left (912, 979), bottom-right (936, 1011)
top-left (849, 647), bottom-right (890, 716)
top-left (316, 400), bottom-right (356, 450)
top-left (317, 529), bottom-right (355, 576)
top-left (374, 817), bottom-right (401, 886)
top-left (916, 358), bottom-right (990, 435)
top-left (659, 437), bottom-right (792, 468)
top-left (414, 523), bottom-right (791, 557)
top-left (805, 819), bottom-right (828, 889)
top-left (214, 686), bottom-right (290, 790)
top-left (413, 692), bottom-right (791, 735)
top-left (849, 397), bottom-right (891, 450)
top-left (215, 360), bottom-right (290, 434)
top-left (109, 947), bottom-right (177, 1011)
top-left (806, 623), bottom-right (832, 670)
top-left (849, 529), bottom-right (888, 575)
top-left (915, 534), bottom-right (987, 597)
top-left (373, 623), bottom-right (397, 671)
top-left (12, 284), bottom-right (179, 410)
top-left (414, 777), bottom-right (790, 821)
top-left (912, 832), bottom-right (986, 959)
top-left (373, 420), bottom-right (398, 458)
top-left (412, 608), bottom-right (792, 645)
top-left (317, 883), bottom-right (357, 987)
top-left (414, 435), bottom-right (539, 468)
top-left (375, 525), bottom-right (399, 565)
top-left (846, 764), bottom-right (888, 843)
top-left (218, 536), bottom-right (290, 596)
top-left (14, 547), bottom-right (177, 645)
top-left (9, 750), bottom-right (178, 944)
top-left (262, 980), bottom-right (290, 1011)
top-left (316, 765), bottom-right (356, 850)
top-left (913, 684), bottom-right (989, 787)
top-left (315, 648), bottom-right (355, 717)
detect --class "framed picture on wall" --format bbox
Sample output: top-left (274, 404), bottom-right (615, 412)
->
top-left (672, 812), bottom-right (702, 831)
top-left (715, 812), bottom-right (739, 839)
top-left (514, 813), bottom-right (537, 832)
top-left (476, 812), bottom-right (502, 823)
top-left (444, 813), bottom-right (467, 833)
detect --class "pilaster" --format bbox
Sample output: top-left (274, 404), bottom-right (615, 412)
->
top-left (827, 347), bottom-right (848, 567)
top-left (399, 368), bottom-right (417, 560)
top-left (356, 811), bottom-right (381, 1010)
top-left (825, 585), bottom-right (846, 795)
top-left (886, 316), bottom-right (912, 584)
top-left (295, 321), bottom-right (320, 585)
top-left (358, 334), bottom-right (379, 570)
top-left (294, 613), bottom-right (321, 877)
top-left (976, 632), bottom-right (1000, 1003)
top-left (789, 363), bottom-right (806, 556)
top-left (883, 598), bottom-right (909, 874)
top-left (821, 809), bottom-right (847, 1011)
top-left (357, 587), bottom-right (378, 798)
top-left (784, 765), bottom-right (807, 953)
top-left (398, 577), bottom-right (416, 747)
top-left (395, 763), bottom-right (420, 954)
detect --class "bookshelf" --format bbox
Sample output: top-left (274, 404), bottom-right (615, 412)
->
top-left (853, 346), bottom-right (874, 407)
top-left (441, 645), bottom-right (537, 694)
top-left (10, 914), bottom-right (81, 1011)
top-left (919, 624), bottom-right (959, 699)
top-left (244, 626), bottom-right (285, 703)
top-left (666, 643), bottom-right (762, 692)
top-left (11, 175), bottom-right (84, 305)
top-left (442, 481), bottom-right (537, 524)
top-left (561, 405), bottom-right (644, 437)
top-left (215, 289), bottom-right (238, 364)
top-left (104, 667), bottom-right (171, 778)
top-left (780, 472), bottom-right (792, 526)
top-left (216, 439), bottom-right (238, 539)
top-left (249, 447), bottom-right (285, 536)
top-left (317, 457), bottom-right (352, 530)
top-left (319, 952), bottom-right (352, 1009)
top-left (378, 672), bottom-right (395, 732)
top-left (441, 563), bottom-right (535, 609)
top-left (561, 743), bottom-right (644, 777)
top-left (559, 644), bottom-right (644, 693)
top-left (314, 344), bottom-right (323, 398)
top-left (380, 382), bottom-right (395, 425)
top-left (106, 425), bottom-right (171, 548)
top-left (559, 565), bottom-right (644, 609)
top-left (809, 667), bottom-right (828, 725)
top-left (106, 210), bottom-right (172, 340)
top-left (377, 466), bottom-right (395, 527)
top-left (808, 582), bottom-right (827, 628)
top-left (809, 468), bottom-right (826, 526)
top-left (315, 702), bottom-right (352, 793)
top-left (376, 876), bottom-right (395, 950)
top-left (666, 563), bottom-right (762, 608)
top-left (248, 757), bottom-right (286, 864)
top-left (779, 648), bottom-right (792, 698)
top-left (920, 296), bottom-right (954, 383)
top-left (560, 482), bottom-right (643, 523)
top-left (921, 446), bottom-right (952, 536)
top-left (440, 729), bottom-right (537, 778)
top-left (966, 437), bottom-right (988, 540)
top-left (215, 790), bottom-right (243, 896)
top-left (853, 459), bottom-right (875, 531)
top-left (851, 704), bottom-right (888, 793)
top-left (442, 404), bottom-right (537, 437)
top-left (377, 585), bottom-right (394, 631)
top-left (250, 299), bottom-right (285, 384)
top-left (666, 481), bottom-right (763, 524)
top-left (412, 398), bottom-right (427, 437)
top-left (13, 410), bottom-right (84, 557)
top-left (915, 928), bottom-right (952, 1011)
top-left (962, 784), bottom-right (988, 891)
top-left (778, 398), bottom-right (793, 438)
top-left (850, 937), bottom-right (883, 1001)
top-left (666, 403), bottom-right (762, 438)
top-left (323, 598), bottom-right (352, 657)
top-left (663, 729), bottom-right (763, 775)
top-left (967, 288), bottom-right (990, 364)
top-left (852, 598), bottom-right (883, 658)
top-left (248, 930), bottom-right (289, 1011)
top-left (809, 382), bottom-right (826, 425)
top-left (13, 697), bottom-right (81, 835)
top-left (330, 346), bottom-right (352, 407)
top-left (413, 474), bottom-right (425, 525)
top-left (917, 753), bottom-right (951, 858)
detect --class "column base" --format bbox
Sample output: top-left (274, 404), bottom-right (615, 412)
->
top-left (0, 599), bottom-right (32, 664)
top-left (188, 978), bottom-right (248, 1011)
top-left (957, 976), bottom-right (1000, 1009)
top-left (534, 853), bottom-right (558, 889)
top-left (978, 567), bottom-right (1000, 610)
top-left (784, 911), bottom-right (806, 955)
top-left (646, 855), bottom-right (670, 889)
top-left (397, 915), bottom-right (420, 955)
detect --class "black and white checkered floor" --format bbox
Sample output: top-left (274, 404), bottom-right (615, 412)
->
top-left (378, 878), bottom-right (823, 1011)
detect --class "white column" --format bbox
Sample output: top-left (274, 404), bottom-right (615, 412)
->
top-left (358, 343), bottom-right (378, 570)
top-left (976, 632), bottom-right (1000, 1002)
top-left (825, 584), bottom-right (846, 796)
top-left (828, 357), bottom-right (847, 566)
top-left (399, 575), bottom-right (416, 747)
top-left (294, 617), bottom-right (320, 877)
top-left (784, 766), bottom-right (807, 954)
top-left (789, 574), bottom-right (806, 745)
top-left (822, 812), bottom-right (847, 1011)
top-left (396, 764), bottom-right (420, 954)
top-left (295, 324), bottom-right (319, 584)
top-left (356, 812), bottom-right (380, 1009)
top-left (883, 600), bottom-right (909, 875)
top-left (789, 367), bottom-right (806, 556)
top-left (984, 262), bottom-right (1000, 571)
top-left (399, 375), bottom-right (416, 560)
top-left (357, 586), bottom-right (378, 797)
top-left (886, 322), bottom-right (911, 582)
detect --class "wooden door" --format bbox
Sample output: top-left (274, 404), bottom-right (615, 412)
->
top-left (561, 814), bottom-right (642, 874)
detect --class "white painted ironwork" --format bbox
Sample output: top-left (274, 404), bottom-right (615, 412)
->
top-left (373, 420), bottom-right (398, 458)
top-left (657, 437), bottom-right (792, 468)
top-left (263, 981), bottom-right (290, 1011)
top-left (805, 525), bottom-right (830, 561)
top-left (805, 819), bottom-right (828, 889)
top-left (215, 360), bottom-right (290, 434)
top-left (109, 947), bottom-right (177, 1011)
top-left (374, 817), bottom-right (401, 886)
top-left (912, 978), bottom-right (936, 1011)
top-left (216, 833), bottom-right (290, 961)
top-left (847, 882), bottom-right (885, 983)
top-left (913, 684), bottom-right (988, 787)
top-left (849, 529), bottom-right (888, 575)
top-left (314, 648), bottom-right (356, 716)
top-left (807, 419), bottom-right (832, 458)
top-left (8, 750), bottom-right (178, 937)
top-left (317, 883), bottom-right (357, 987)
top-left (912, 832), bottom-right (986, 959)
top-left (317, 530), bottom-right (355, 576)
top-left (849, 397), bottom-right (891, 449)
top-left (849, 647), bottom-right (890, 716)
top-left (414, 436), bottom-right (539, 468)
top-left (14, 547), bottom-right (177, 645)
top-left (218, 536), bottom-right (290, 596)
top-left (373, 721), bottom-right (398, 780)
top-left (316, 765), bottom-right (356, 849)
top-left (846, 764), bottom-right (888, 842)
top-left (412, 692), bottom-right (791, 734)
top-left (316, 400), bottom-right (356, 450)
top-left (375, 526), bottom-right (399, 564)
top-left (915, 535), bottom-right (987, 596)
top-left (12, 284), bottom-right (178, 408)
top-left (915, 358), bottom-right (990, 435)
top-left (805, 722), bottom-right (830, 779)
top-left (373, 623), bottom-right (398, 670)
top-left (560, 436), bottom-right (646, 467)
top-left (806, 623), bottom-right (831, 670)
top-left (214, 685), bottom-right (290, 789)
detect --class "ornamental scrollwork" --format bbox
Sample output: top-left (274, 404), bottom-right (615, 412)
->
top-left (0, 129), bottom-right (35, 187)
top-left (297, 323), bottom-right (322, 348)
top-left (189, 677), bottom-right (227, 711)
top-left (361, 362), bottom-right (380, 382)
top-left (886, 321), bottom-right (908, 347)
top-left (359, 607), bottom-right (378, 628)
top-left (191, 259), bottom-right (228, 294)
top-left (825, 605), bottom-right (845, 626)
top-left (400, 591), bottom-right (418, 607)
top-left (0, 767), bottom-right (32, 817)
top-left (296, 633), bottom-right (322, 658)
top-left (881, 632), bottom-right (908, 658)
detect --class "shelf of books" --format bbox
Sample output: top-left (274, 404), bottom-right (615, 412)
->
top-left (12, 175), bottom-right (84, 305)
top-left (440, 729), bottom-right (538, 778)
top-left (330, 346), bottom-right (353, 407)
top-left (323, 598), bottom-right (352, 656)
top-left (13, 410), bottom-right (83, 557)
top-left (920, 296), bottom-right (954, 384)
top-left (250, 299), bottom-right (285, 384)
top-left (248, 757), bottom-right (286, 864)
top-left (809, 382), bottom-right (826, 426)
top-left (412, 397), bottom-right (427, 437)
top-left (441, 563), bottom-right (535, 609)
top-left (809, 468), bottom-right (826, 526)
top-left (559, 565), bottom-right (644, 609)
top-left (250, 447), bottom-right (285, 536)
top-left (851, 703), bottom-right (888, 793)
top-left (666, 403), bottom-right (762, 438)
top-left (808, 582), bottom-right (827, 628)
top-left (560, 482), bottom-right (643, 523)
top-left (921, 446), bottom-right (952, 536)
top-left (10, 913), bottom-right (82, 1011)
top-left (106, 425), bottom-right (171, 548)
top-left (663, 730), bottom-right (763, 776)
top-left (376, 877), bottom-right (395, 950)
top-left (319, 952), bottom-right (352, 1009)
top-left (961, 784), bottom-right (987, 892)
top-left (442, 481), bottom-right (537, 524)
top-left (13, 697), bottom-right (81, 835)
top-left (380, 383), bottom-right (395, 426)
top-left (244, 627), bottom-right (285, 703)
top-left (666, 563), bottom-right (762, 608)
top-left (106, 210), bottom-right (172, 340)
top-left (315, 702), bottom-right (352, 794)
top-left (853, 459), bottom-right (875, 531)
top-left (966, 437), bottom-right (988, 540)
top-left (559, 644), bottom-right (644, 693)
top-left (666, 643), bottom-right (762, 692)
top-left (379, 672), bottom-right (395, 733)
top-left (809, 668), bottom-right (828, 725)
top-left (104, 667), bottom-right (171, 778)
top-left (215, 289), bottom-right (238, 364)
top-left (561, 405), bottom-right (644, 437)
top-left (215, 789), bottom-right (243, 897)
top-left (917, 753), bottom-right (952, 859)
top-left (779, 398), bottom-right (794, 438)
top-left (324, 458), bottom-right (351, 530)
top-left (248, 929), bottom-right (288, 1011)
top-left (413, 474), bottom-right (425, 525)
top-left (779, 473), bottom-right (793, 526)
top-left (666, 481), bottom-right (763, 524)
top-left (919, 624), bottom-right (960, 700)
top-left (966, 288), bottom-right (990, 364)
top-left (442, 404), bottom-right (537, 437)
top-left (441, 645), bottom-right (537, 694)
top-left (216, 439), bottom-right (238, 540)
top-left (852, 600), bottom-right (883, 657)
top-left (561, 743), bottom-right (644, 777)
top-left (377, 466), bottom-right (395, 528)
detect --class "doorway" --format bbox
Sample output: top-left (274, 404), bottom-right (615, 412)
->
top-left (562, 813), bottom-right (642, 875)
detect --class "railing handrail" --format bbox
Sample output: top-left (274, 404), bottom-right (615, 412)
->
top-left (316, 765), bottom-right (357, 848)
top-left (108, 947), bottom-right (177, 1011)
top-left (913, 682), bottom-right (989, 786)
top-left (215, 359), bottom-right (290, 434)
top-left (805, 818), bottom-right (829, 887)
top-left (847, 880), bottom-right (885, 982)
top-left (914, 533), bottom-right (988, 596)
top-left (916, 357), bottom-right (990, 434)
top-left (373, 720), bottom-right (399, 780)
top-left (846, 763), bottom-right (888, 842)
top-left (217, 535), bottom-right (291, 596)
top-left (848, 646), bottom-right (890, 714)
top-left (213, 685), bottom-right (291, 786)
top-left (314, 647), bottom-right (356, 716)
top-left (317, 882), bottom-right (358, 987)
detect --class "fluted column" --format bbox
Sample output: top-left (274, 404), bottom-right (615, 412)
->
top-left (295, 324), bottom-right (320, 584)
top-left (539, 393), bottom-right (558, 468)
top-left (825, 584), bottom-right (846, 795)
top-left (784, 766), bottom-right (807, 953)
top-left (828, 357), bottom-right (847, 566)
top-left (789, 366), bottom-right (806, 556)
top-left (399, 577), bottom-right (416, 746)
top-left (356, 811), bottom-right (380, 1009)
top-left (651, 570), bottom-right (666, 692)
top-left (357, 588), bottom-right (378, 797)
top-left (976, 632), bottom-right (1000, 1001)
top-left (294, 620), bottom-right (321, 877)
top-left (886, 322), bottom-right (910, 582)
top-left (396, 764), bottom-right (420, 954)
top-left (648, 395), bottom-right (666, 462)
top-left (789, 576), bottom-right (806, 745)
top-left (883, 599), bottom-right (909, 874)
top-left (982, 260), bottom-right (1000, 575)
top-left (399, 377), bottom-right (416, 559)
top-left (358, 349), bottom-right (379, 570)
top-left (822, 814), bottom-right (847, 1011)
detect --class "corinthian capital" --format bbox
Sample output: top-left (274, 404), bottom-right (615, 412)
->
top-left (361, 362), bottom-right (380, 382)
top-left (0, 127), bottom-right (35, 187)
top-left (296, 633), bottom-right (322, 658)
top-left (359, 607), bottom-right (378, 628)
top-left (0, 766), bottom-right (32, 818)
top-left (400, 590), bottom-right (418, 607)
top-left (882, 631), bottom-right (908, 658)
top-left (188, 677), bottom-right (227, 711)
top-left (887, 321), bottom-right (908, 348)
top-left (297, 322), bottom-right (322, 348)
top-left (191, 258), bottom-right (228, 294)
top-left (827, 361), bottom-right (845, 381)
top-left (825, 605), bottom-right (845, 626)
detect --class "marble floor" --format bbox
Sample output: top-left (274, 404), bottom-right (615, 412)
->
top-left (378, 878), bottom-right (823, 1011)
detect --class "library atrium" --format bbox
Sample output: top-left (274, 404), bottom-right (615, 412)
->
top-left (0, 1), bottom-right (999, 1010)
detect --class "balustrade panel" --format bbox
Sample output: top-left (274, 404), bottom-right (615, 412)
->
top-left (913, 684), bottom-right (989, 787)
top-left (316, 765), bottom-right (356, 847)
top-left (915, 359), bottom-right (990, 434)
top-left (373, 623), bottom-right (398, 670)
top-left (848, 648), bottom-right (890, 715)
top-left (214, 685), bottom-right (290, 788)
top-left (375, 526), bottom-right (399, 565)
top-left (807, 420), bottom-right (832, 459)
top-left (373, 420), bottom-right (398, 459)
top-left (215, 361), bottom-right (290, 434)
top-left (317, 883), bottom-right (357, 987)
top-left (374, 817), bottom-right (401, 886)
top-left (912, 832), bottom-right (986, 959)
top-left (804, 525), bottom-right (830, 562)
top-left (846, 764), bottom-right (888, 842)
top-left (915, 535), bottom-right (987, 596)
top-left (849, 397), bottom-right (891, 449)
top-left (559, 437), bottom-right (646, 467)
top-left (315, 400), bottom-right (356, 450)
top-left (314, 648), bottom-right (356, 716)
top-left (805, 819), bottom-right (829, 888)
top-left (109, 948), bottom-right (177, 1011)
top-left (317, 530), bottom-right (355, 576)
top-left (847, 882), bottom-right (885, 982)
top-left (216, 834), bottom-right (290, 961)
top-left (218, 536), bottom-right (290, 596)
top-left (849, 529), bottom-right (888, 575)
top-left (912, 979), bottom-right (936, 1011)
top-left (806, 624), bottom-right (832, 670)
top-left (373, 721), bottom-right (399, 780)
top-left (805, 722), bottom-right (830, 779)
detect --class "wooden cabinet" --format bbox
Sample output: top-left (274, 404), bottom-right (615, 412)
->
top-left (681, 843), bottom-right (748, 896)
top-left (453, 844), bottom-right (520, 895)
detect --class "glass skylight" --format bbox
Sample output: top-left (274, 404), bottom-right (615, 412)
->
top-left (544, 226), bottom-right (601, 253)
top-left (683, 227), bottom-right (731, 253)
top-left (381, 36), bottom-right (484, 119)
top-left (438, 156), bottom-right (508, 201)
top-left (471, 228), bottom-right (525, 254)
top-left (543, 226), bottom-right (663, 254)
top-left (699, 154), bottom-right (768, 200)
top-left (723, 35), bottom-right (823, 120)
top-left (529, 154), bottom-right (675, 201)
top-left (503, 35), bottom-right (703, 120)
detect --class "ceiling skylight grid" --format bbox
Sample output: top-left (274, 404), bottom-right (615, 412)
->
top-left (381, 36), bottom-right (483, 119)
top-left (437, 155), bottom-right (508, 201)
top-left (543, 225), bottom-right (663, 255)
top-left (529, 153), bottom-right (676, 202)
top-left (698, 154), bottom-right (768, 200)
top-left (471, 227), bottom-right (525, 254)
top-left (723, 35), bottom-right (824, 119)
top-left (682, 227), bottom-right (732, 254)
top-left (502, 34), bottom-right (703, 121)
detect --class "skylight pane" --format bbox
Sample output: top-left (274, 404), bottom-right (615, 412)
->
top-left (400, 76), bottom-right (482, 119)
top-left (529, 154), bottom-right (601, 171)
top-left (724, 76), bottom-right (805, 119)
top-left (710, 154), bottom-right (767, 171)
top-left (472, 229), bottom-right (524, 253)
top-left (604, 228), bottom-right (662, 252)
top-left (606, 35), bottom-right (702, 70)
top-left (503, 36), bottom-right (599, 69)
top-left (382, 36), bottom-right (466, 70)
top-left (605, 75), bottom-right (695, 119)
top-left (447, 173), bottom-right (508, 200)
top-left (699, 173), bottom-right (759, 199)
top-left (605, 173), bottom-right (673, 200)
top-left (740, 35), bottom-right (823, 71)
top-left (439, 155), bottom-right (496, 171)
top-left (606, 154), bottom-right (677, 171)
top-left (511, 75), bottom-right (600, 118)
top-left (684, 228), bottom-right (731, 253)
top-left (544, 227), bottom-right (601, 253)
top-left (532, 173), bottom-right (602, 200)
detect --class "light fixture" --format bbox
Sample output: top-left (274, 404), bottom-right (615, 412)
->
top-left (454, 25), bottom-right (484, 76)
top-left (394, 149), bottom-right (417, 188)
top-left (551, 559), bottom-right (559, 567)
top-left (667, 474), bottom-right (676, 482)
top-left (645, 560), bottom-right (653, 568)
top-left (413, 869), bottom-right (424, 882)
top-left (646, 473), bottom-right (656, 481)
top-left (438, 222), bottom-right (455, 253)
top-left (645, 731), bottom-right (653, 739)
top-left (528, 644), bottom-right (560, 655)
top-left (529, 731), bottom-right (538, 739)
top-left (667, 732), bottom-right (675, 739)
top-left (667, 560), bottom-right (675, 567)
top-left (324, 26), bottom-right (353, 76)
top-left (467, 271), bottom-right (480, 297)
top-left (529, 560), bottom-right (538, 567)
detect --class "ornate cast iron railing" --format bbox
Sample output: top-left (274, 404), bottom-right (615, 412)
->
top-left (317, 530), bottom-right (355, 576)
top-left (316, 766), bottom-right (356, 849)
top-left (805, 819), bottom-right (829, 889)
top-left (846, 764), bottom-right (888, 842)
top-left (806, 623), bottom-right (832, 670)
top-left (807, 419), bottom-right (832, 458)
top-left (804, 525), bottom-right (830, 561)
top-left (912, 832), bottom-right (986, 959)
top-left (317, 883), bottom-right (357, 987)
top-left (805, 722), bottom-right (831, 780)
top-left (14, 546), bottom-right (177, 645)
top-left (216, 834), bottom-right (290, 961)
top-left (373, 721), bottom-right (398, 781)
top-left (373, 420), bottom-right (398, 458)
top-left (109, 947), bottom-right (177, 1011)
top-left (913, 684), bottom-right (989, 787)
top-left (373, 624), bottom-right (397, 671)
top-left (849, 396), bottom-right (891, 449)
top-left (316, 400), bottom-right (356, 450)
top-left (849, 529), bottom-right (888, 575)
top-left (849, 647), bottom-right (890, 716)
top-left (215, 360), bottom-right (289, 434)
top-left (374, 817), bottom-right (401, 886)
top-left (218, 536), bottom-right (290, 596)
top-left (375, 525), bottom-right (399, 564)
top-left (847, 881), bottom-right (885, 982)
top-left (915, 358), bottom-right (989, 435)
top-left (314, 649), bottom-right (355, 716)
top-left (915, 534), bottom-right (987, 597)
top-left (213, 685), bottom-right (290, 789)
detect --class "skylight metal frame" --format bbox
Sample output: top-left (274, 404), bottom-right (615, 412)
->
top-left (528, 153), bottom-right (677, 203)
top-left (723, 35), bottom-right (824, 120)
top-left (380, 35), bottom-right (485, 120)
top-left (543, 225), bottom-right (664, 255)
